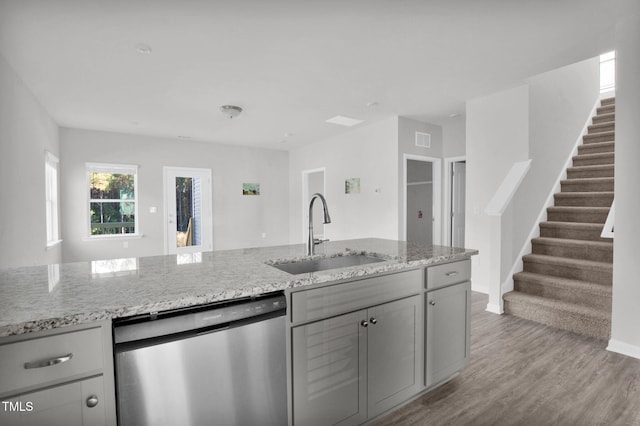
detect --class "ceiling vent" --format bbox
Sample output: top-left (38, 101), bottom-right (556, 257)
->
top-left (415, 131), bottom-right (431, 148)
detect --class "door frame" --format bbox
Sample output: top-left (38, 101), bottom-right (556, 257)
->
top-left (402, 154), bottom-right (442, 244)
top-left (163, 166), bottom-right (213, 255)
top-left (301, 167), bottom-right (326, 243)
top-left (444, 156), bottom-right (466, 246)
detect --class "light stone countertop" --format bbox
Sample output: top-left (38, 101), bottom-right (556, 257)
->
top-left (0, 238), bottom-right (477, 337)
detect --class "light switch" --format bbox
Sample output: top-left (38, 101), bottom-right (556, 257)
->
top-left (149, 206), bottom-right (157, 214)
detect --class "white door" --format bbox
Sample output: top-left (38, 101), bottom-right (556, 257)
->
top-left (164, 167), bottom-right (212, 254)
top-left (451, 161), bottom-right (466, 248)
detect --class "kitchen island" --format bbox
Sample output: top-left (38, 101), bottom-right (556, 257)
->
top-left (0, 238), bottom-right (476, 337)
top-left (0, 238), bottom-right (477, 426)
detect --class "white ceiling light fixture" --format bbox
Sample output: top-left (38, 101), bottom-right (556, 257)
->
top-left (220, 105), bottom-right (243, 119)
top-left (325, 115), bottom-right (364, 127)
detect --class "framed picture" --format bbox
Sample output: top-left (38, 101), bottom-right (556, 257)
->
top-left (345, 178), bottom-right (360, 194)
top-left (242, 183), bottom-right (260, 195)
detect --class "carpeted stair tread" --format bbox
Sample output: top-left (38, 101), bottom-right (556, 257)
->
top-left (596, 105), bottom-right (615, 115)
top-left (560, 177), bottom-right (614, 192)
top-left (583, 131), bottom-right (615, 144)
top-left (600, 97), bottom-right (615, 106)
top-left (539, 221), bottom-right (611, 242)
top-left (554, 191), bottom-right (614, 207)
top-left (592, 112), bottom-right (615, 124)
top-left (587, 122), bottom-right (615, 133)
top-left (503, 292), bottom-right (611, 340)
top-left (513, 272), bottom-right (612, 310)
top-left (531, 237), bottom-right (613, 262)
top-left (523, 253), bottom-right (612, 273)
top-left (547, 206), bottom-right (610, 223)
top-left (572, 152), bottom-right (614, 167)
top-left (577, 141), bottom-right (615, 155)
top-left (566, 164), bottom-right (614, 179)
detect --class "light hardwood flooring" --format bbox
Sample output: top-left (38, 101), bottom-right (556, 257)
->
top-left (373, 292), bottom-right (640, 426)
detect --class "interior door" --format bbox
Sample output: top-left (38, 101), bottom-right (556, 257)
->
top-left (451, 161), bottom-right (466, 248)
top-left (164, 167), bottom-right (212, 254)
top-left (406, 160), bottom-right (433, 244)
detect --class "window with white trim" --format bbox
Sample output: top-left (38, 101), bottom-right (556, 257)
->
top-left (600, 51), bottom-right (615, 93)
top-left (87, 163), bottom-right (139, 237)
top-left (45, 151), bottom-right (61, 246)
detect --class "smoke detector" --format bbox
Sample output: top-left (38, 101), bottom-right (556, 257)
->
top-left (220, 105), bottom-right (243, 119)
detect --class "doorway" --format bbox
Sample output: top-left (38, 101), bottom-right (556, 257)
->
top-left (163, 167), bottom-right (212, 254)
top-left (403, 155), bottom-right (441, 244)
top-left (302, 168), bottom-right (325, 242)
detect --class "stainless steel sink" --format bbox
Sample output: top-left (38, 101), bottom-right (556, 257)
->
top-left (270, 254), bottom-right (385, 275)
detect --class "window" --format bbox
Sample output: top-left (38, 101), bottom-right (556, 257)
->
top-left (45, 151), bottom-right (61, 247)
top-left (600, 51), bottom-right (615, 93)
top-left (87, 163), bottom-right (139, 237)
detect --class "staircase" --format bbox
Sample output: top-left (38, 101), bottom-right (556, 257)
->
top-left (503, 97), bottom-right (615, 340)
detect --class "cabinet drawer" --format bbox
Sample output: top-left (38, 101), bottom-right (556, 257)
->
top-left (426, 260), bottom-right (471, 290)
top-left (291, 269), bottom-right (422, 324)
top-left (0, 327), bottom-right (104, 395)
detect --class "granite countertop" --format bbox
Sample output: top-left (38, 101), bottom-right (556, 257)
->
top-left (0, 238), bottom-right (477, 337)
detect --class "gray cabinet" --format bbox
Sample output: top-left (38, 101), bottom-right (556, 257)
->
top-left (0, 321), bottom-right (116, 426)
top-left (425, 280), bottom-right (471, 388)
top-left (289, 270), bottom-right (423, 426)
top-left (367, 295), bottom-right (421, 418)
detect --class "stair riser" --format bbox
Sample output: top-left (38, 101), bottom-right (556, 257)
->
top-left (588, 123), bottom-right (615, 133)
top-left (566, 167), bottom-right (614, 179)
top-left (523, 260), bottom-right (612, 285)
top-left (504, 299), bottom-right (610, 340)
top-left (592, 114), bottom-right (615, 124)
top-left (539, 225), bottom-right (610, 242)
top-left (547, 209), bottom-right (608, 224)
top-left (531, 241), bottom-right (613, 262)
top-left (514, 280), bottom-right (612, 311)
top-left (554, 193), bottom-right (614, 207)
top-left (578, 143), bottom-right (615, 155)
top-left (560, 180), bottom-right (614, 192)
top-left (583, 133), bottom-right (615, 144)
top-left (572, 155), bottom-right (614, 167)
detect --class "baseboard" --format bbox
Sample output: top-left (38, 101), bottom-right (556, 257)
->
top-left (607, 339), bottom-right (640, 360)
top-left (485, 303), bottom-right (503, 315)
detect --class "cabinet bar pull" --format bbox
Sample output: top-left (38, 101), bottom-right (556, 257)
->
top-left (24, 353), bottom-right (73, 369)
top-left (445, 271), bottom-right (459, 277)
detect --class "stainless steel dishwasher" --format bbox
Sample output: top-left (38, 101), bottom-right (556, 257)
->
top-left (113, 292), bottom-right (287, 426)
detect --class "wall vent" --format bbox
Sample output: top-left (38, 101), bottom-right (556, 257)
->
top-left (415, 132), bottom-right (431, 148)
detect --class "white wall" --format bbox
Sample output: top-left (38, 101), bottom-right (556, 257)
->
top-left (507, 57), bottom-right (599, 278)
top-left (397, 117), bottom-right (443, 241)
top-left (609, 1), bottom-right (640, 358)
top-left (465, 85), bottom-right (530, 294)
top-left (443, 117), bottom-right (466, 158)
top-left (60, 128), bottom-right (289, 262)
top-left (289, 118), bottom-right (399, 244)
top-left (0, 54), bottom-right (60, 268)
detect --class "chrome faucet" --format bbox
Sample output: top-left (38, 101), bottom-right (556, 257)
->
top-left (307, 193), bottom-right (332, 256)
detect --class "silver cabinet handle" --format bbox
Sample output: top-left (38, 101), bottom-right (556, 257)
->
top-left (86, 395), bottom-right (99, 408)
top-left (24, 353), bottom-right (73, 369)
top-left (445, 271), bottom-right (459, 277)
top-left (360, 320), bottom-right (369, 328)
top-left (369, 317), bottom-right (378, 324)
top-left (429, 299), bottom-right (436, 306)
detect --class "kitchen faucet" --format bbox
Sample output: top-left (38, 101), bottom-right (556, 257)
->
top-left (307, 193), bottom-right (332, 256)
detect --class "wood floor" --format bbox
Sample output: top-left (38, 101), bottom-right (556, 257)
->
top-left (373, 292), bottom-right (640, 426)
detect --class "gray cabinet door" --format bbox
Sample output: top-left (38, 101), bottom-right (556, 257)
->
top-left (0, 376), bottom-right (106, 426)
top-left (425, 281), bottom-right (471, 388)
top-left (291, 310), bottom-right (367, 426)
top-left (367, 295), bottom-right (422, 418)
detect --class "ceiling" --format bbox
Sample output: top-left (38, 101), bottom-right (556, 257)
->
top-left (0, 0), bottom-right (619, 150)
